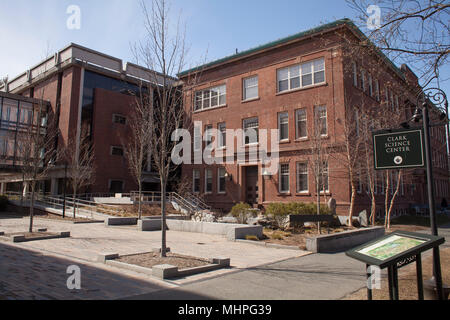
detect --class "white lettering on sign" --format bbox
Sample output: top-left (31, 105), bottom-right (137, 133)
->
top-left (384, 135), bottom-right (411, 153)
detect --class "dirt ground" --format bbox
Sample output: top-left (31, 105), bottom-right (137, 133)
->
top-left (116, 252), bottom-right (211, 270)
top-left (33, 213), bottom-right (95, 223)
top-left (343, 247), bottom-right (450, 300)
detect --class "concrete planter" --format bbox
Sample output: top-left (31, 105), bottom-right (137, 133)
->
top-left (306, 227), bottom-right (385, 253)
top-left (99, 253), bottom-right (230, 280)
top-left (138, 219), bottom-right (263, 241)
top-left (0, 231), bottom-right (71, 243)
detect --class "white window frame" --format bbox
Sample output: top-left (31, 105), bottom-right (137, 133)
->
top-left (296, 162), bottom-right (309, 193)
top-left (319, 162), bottom-right (329, 193)
top-left (243, 117), bottom-right (259, 145)
top-left (278, 112), bottom-right (289, 141)
top-left (279, 163), bottom-right (290, 194)
top-left (243, 76), bottom-right (259, 101)
top-left (218, 167), bottom-right (226, 194)
top-left (277, 57), bottom-right (325, 93)
top-left (194, 85), bottom-right (226, 111)
top-left (193, 169), bottom-right (201, 193)
top-left (315, 105), bottom-right (328, 137)
top-left (295, 109), bottom-right (308, 139)
top-left (205, 168), bottom-right (213, 194)
top-left (218, 122), bottom-right (226, 149)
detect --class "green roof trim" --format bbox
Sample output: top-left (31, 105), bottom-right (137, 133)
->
top-left (179, 18), bottom-right (405, 81)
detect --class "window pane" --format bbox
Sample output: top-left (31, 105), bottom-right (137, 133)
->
top-left (219, 94), bottom-right (226, 106)
top-left (302, 74), bottom-right (312, 86)
top-left (290, 77), bottom-right (300, 89)
top-left (278, 79), bottom-right (288, 92)
top-left (297, 163), bottom-right (308, 192)
top-left (314, 58), bottom-right (325, 71)
top-left (314, 71), bottom-right (325, 84)
top-left (245, 86), bottom-right (258, 100)
top-left (302, 62), bottom-right (312, 75)
top-left (278, 68), bottom-right (289, 81)
top-left (289, 65), bottom-right (300, 77)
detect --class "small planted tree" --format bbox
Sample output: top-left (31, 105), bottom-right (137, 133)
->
top-left (65, 136), bottom-right (95, 218)
top-left (230, 202), bottom-right (253, 224)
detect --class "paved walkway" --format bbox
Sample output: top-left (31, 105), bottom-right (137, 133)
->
top-left (0, 216), bottom-right (308, 299)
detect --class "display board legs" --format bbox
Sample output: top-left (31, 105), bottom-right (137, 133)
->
top-left (366, 264), bottom-right (373, 300)
top-left (416, 254), bottom-right (424, 300)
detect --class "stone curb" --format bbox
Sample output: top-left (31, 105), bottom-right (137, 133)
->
top-left (235, 239), bottom-right (302, 251)
top-left (98, 252), bottom-right (230, 280)
top-left (4, 231), bottom-right (71, 243)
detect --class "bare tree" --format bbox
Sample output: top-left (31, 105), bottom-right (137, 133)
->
top-left (347, 0), bottom-right (449, 87)
top-left (122, 92), bottom-right (152, 220)
top-left (135, 0), bottom-right (194, 257)
top-left (65, 136), bottom-right (95, 218)
top-left (310, 105), bottom-right (330, 233)
top-left (18, 98), bottom-right (58, 232)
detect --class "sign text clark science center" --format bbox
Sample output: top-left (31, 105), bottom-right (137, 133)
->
top-left (373, 129), bottom-right (425, 170)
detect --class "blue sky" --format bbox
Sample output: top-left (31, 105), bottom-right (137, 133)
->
top-left (0, 0), bottom-right (448, 95)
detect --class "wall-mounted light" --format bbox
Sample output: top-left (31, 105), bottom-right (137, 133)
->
top-left (224, 172), bottom-right (233, 181)
top-left (262, 169), bottom-right (272, 180)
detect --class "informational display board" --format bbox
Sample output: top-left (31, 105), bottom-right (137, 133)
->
top-left (346, 231), bottom-right (444, 269)
top-left (373, 128), bottom-right (425, 170)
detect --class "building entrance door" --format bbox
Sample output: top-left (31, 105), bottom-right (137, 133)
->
top-left (245, 166), bottom-right (259, 205)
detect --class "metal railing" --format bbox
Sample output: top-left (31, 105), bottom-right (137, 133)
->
top-left (130, 191), bottom-right (211, 214)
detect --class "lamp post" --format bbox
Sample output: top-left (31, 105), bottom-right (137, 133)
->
top-left (416, 88), bottom-right (448, 300)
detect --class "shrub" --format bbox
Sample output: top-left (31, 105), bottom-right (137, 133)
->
top-left (0, 195), bottom-right (8, 211)
top-left (265, 203), bottom-right (291, 230)
top-left (230, 202), bottom-right (253, 224)
top-left (271, 231), bottom-right (284, 240)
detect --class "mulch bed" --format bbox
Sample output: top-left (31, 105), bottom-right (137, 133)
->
top-left (116, 252), bottom-right (211, 270)
top-left (107, 204), bottom-right (181, 218)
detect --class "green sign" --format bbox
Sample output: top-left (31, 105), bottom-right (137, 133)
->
top-left (373, 129), bottom-right (425, 170)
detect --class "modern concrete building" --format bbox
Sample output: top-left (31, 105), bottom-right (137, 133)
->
top-left (0, 43), bottom-right (168, 195)
top-left (179, 19), bottom-right (449, 216)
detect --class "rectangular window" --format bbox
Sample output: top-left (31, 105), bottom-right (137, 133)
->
top-left (111, 146), bottom-right (124, 156)
top-left (295, 109), bottom-right (307, 139)
top-left (278, 112), bottom-right (289, 141)
top-left (277, 58), bottom-right (325, 93)
top-left (218, 167), bottom-right (226, 193)
top-left (390, 92), bottom-right (395, 111)
top-left (352, 62), bottom-right (358, 86)
top-left (194, 125), bottom-right (202, 151)
top-left (205, 168), bottom-right (213, 193)
top-left (296, 162), bottom-right (308, 193)
top-left (205, 125), bottom-right (213, 147)
top-left (194, 85), bottom-right (226, 111)
top-left (395, 95), bottom-right (399, 111)
top-left (218, 123), bottom-right (226, 148)
top-left (319, 162), bottom-right (329, 193)
top-left (279, 163), bottom-right (290, 193)
top-left (113, 114), bottom-right (126, 124)
top-left (193, 169), bottom-right (200, 193)
top-left (361, 70), bottom-right (366, 91)
top-left (243, 117), bottom-right (259, 145)
top-left (368, 74), bottom-right (373, 96)
top-left (315, 105), bottom-right (327, 136)
top-left (375, 80), bottom-right (380, 101)
top-left (243, 76), bottom-right (258, 100)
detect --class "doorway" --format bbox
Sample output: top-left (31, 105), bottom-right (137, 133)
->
top-left (245, 166), bottom-right (259, 205)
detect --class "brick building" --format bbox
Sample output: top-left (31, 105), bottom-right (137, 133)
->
top-left (0, 43), bottom-right (166, 195)
top-left (179, 19), bottom-right (449, 216)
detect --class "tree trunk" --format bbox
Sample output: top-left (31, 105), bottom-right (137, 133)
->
top-left (161, 179), bottom-right (167, 258)
top-left (138, 181), bottom-right (142, 220)
top-left (316, 179), bottom-right (321, 235)
top-left (348, 183), bottom-right (356, 227)
top-left (370, 194), bottom-right (377, 226)
top-left (28, 180), bottom-right (36, 233)
top-left (73, 186), bottom-right (77, 219)
top-left (386, 171), bottom-right (402, 230)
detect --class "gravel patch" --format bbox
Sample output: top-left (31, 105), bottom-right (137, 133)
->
top-left (116, 252), bottom-right (211, 270)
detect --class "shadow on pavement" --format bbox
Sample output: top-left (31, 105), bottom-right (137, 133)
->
top-left (0, 241), bottom-right (212, 300)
